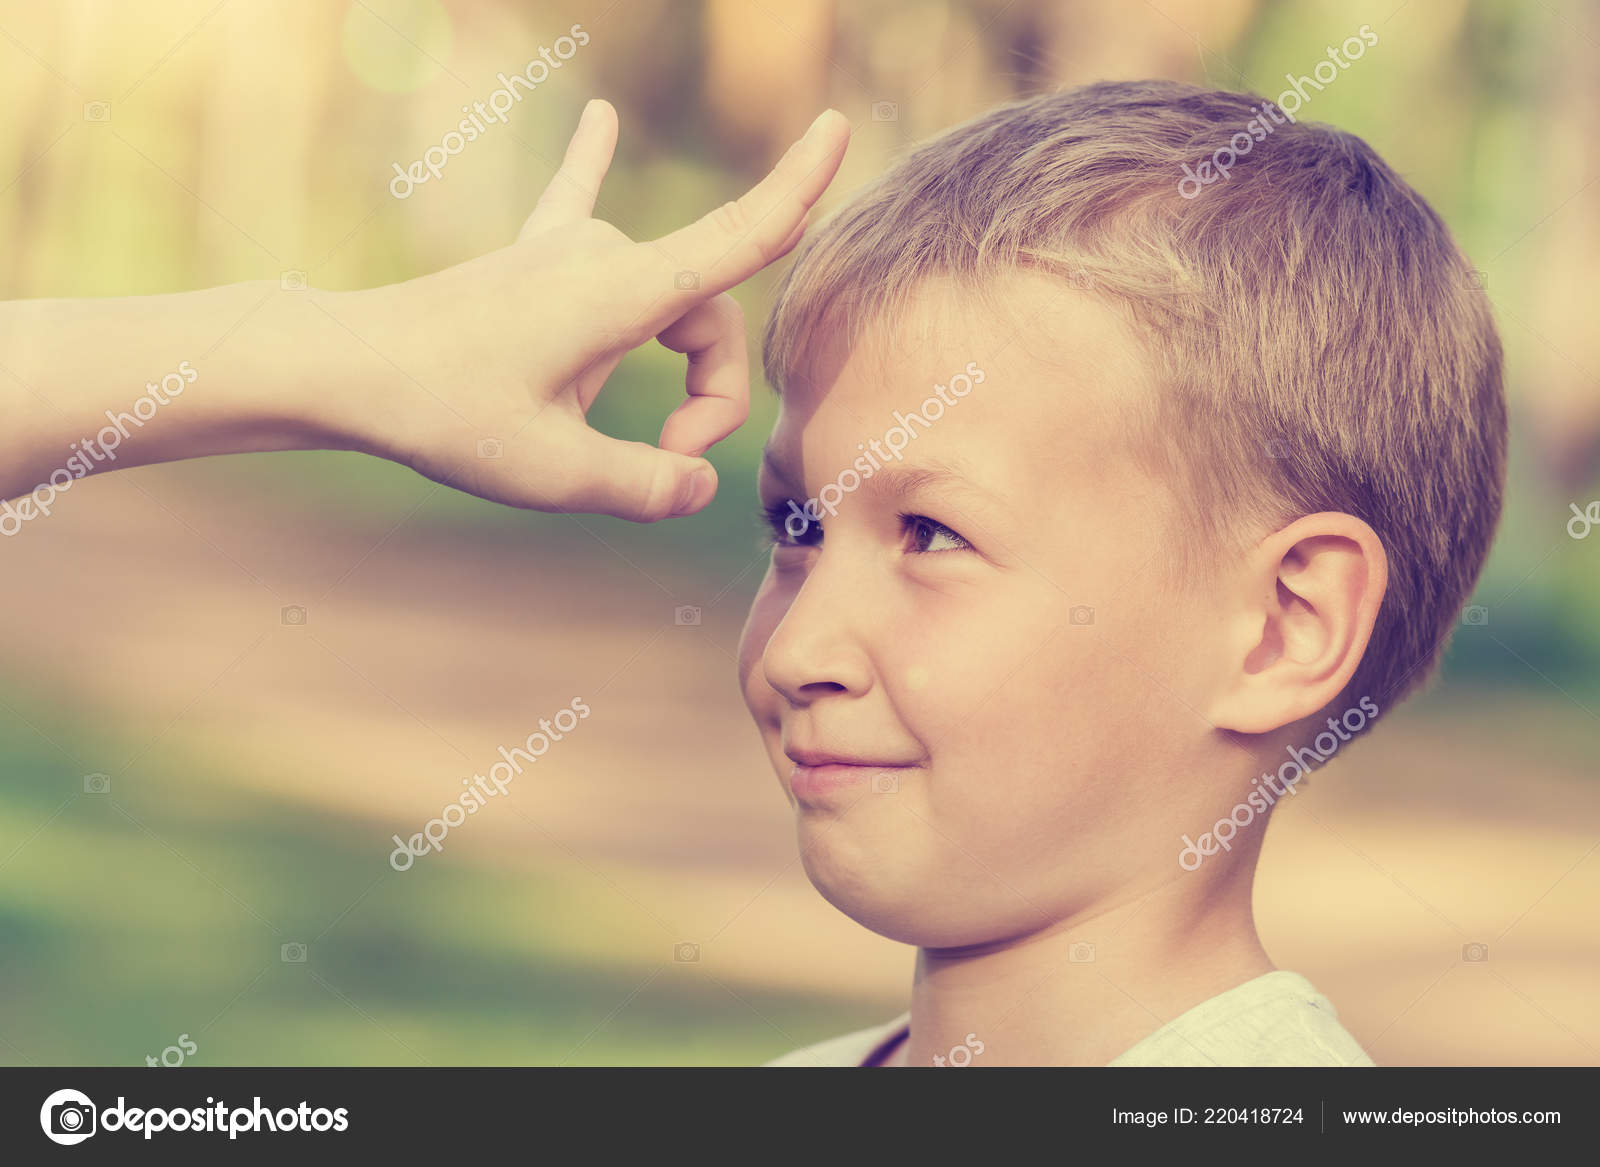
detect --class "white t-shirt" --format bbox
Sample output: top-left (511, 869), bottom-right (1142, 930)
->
top-left (763, 970), bottom-right (1375, 1067)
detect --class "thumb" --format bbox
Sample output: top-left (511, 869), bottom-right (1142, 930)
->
top-left (560, 429), bottom-right (719, 522)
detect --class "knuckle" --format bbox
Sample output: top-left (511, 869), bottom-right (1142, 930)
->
top-left (577, 217), bottom-right (627, 246)
top-left (709, 197), bottom-right (753, 239)
top-left (641, 454), bottom-right (680, 522)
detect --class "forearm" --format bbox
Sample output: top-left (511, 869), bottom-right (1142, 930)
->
top-left (0, 280), bottom-right (376, 503)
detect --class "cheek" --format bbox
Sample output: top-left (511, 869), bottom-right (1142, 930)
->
top-left (911, 597), bottom-right (1126, 807)
top-left (885, 585), bottom-right (1056, 736)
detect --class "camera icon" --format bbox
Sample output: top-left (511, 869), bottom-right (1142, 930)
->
top-left (43, 1091), bottom-right (97, 1145)
top-left (674, 942), bottom-right (700, 963)
top-left (1461, 605), bottom-right (1489, 627)
top-left (1461, 942), bottom-right (1489, 962)
top-left (476, 437), bottom-right (504, 460)
top-left (674, 270), bottom-right (700, 291)
top-left (1263, 438), bottom-right (1291, 459)
top-left (280, 269), bottom-right (307, 291)
top-left (83, 101), bottom-right (110, 122)
top-left (1467, 270), bottom-right (1487, 290)
top-left (674, 605), bottom-right (701, 626)
top-left (1069, 942), bottom-right (1096, 963)
top-left (83, 772), bottom-right (111, 794)
top-left (871, 772), bottom-right (899, 794)
top-left (281, 941), bottom-right (307, 963)
top-left (1069, 605), bottom-right (1095, 626)
top-left (871, 101), bottom-right (898, 122)
top-left (281, 605), bottom-right (307, 626)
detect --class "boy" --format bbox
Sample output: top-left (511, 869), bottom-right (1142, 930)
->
top-left (745, 81), bottom-right (1505, 1066)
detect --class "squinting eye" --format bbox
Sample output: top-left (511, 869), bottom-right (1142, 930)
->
top-left (760, 500), bottom-right (822, 549)
top-left (902, 514), bottom-right (971, 554)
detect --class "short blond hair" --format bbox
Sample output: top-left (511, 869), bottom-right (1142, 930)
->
top-left (763, 80), bottom-right (1506, 710)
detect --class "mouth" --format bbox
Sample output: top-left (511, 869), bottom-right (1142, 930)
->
top-left (783, 748), bottom-right (918, 802)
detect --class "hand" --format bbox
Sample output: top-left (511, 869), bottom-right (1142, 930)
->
top-left (333, 100), bottom-right (850, 522)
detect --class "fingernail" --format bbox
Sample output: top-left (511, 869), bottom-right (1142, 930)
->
top-left (673, 465), bottom-right (714, 517)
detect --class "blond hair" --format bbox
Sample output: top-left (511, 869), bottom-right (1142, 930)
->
top-left (763, 80), bottom-right (1506, 710)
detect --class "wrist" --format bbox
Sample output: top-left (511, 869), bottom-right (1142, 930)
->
top-left (250, 280), bottom-right (401, 459)
top-left (292, 279), bottom-right (435, 466)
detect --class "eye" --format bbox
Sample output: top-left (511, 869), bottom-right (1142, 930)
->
top-left (901, 513), bottom-right (971, 554)
top-left (759, 500), bottom-right (822, 549)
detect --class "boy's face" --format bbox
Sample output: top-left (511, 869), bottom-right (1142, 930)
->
top-left (739, 272), bottom-right (1219, 948)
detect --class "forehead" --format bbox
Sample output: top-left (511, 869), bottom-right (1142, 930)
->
top-left (761, 271), bottom-right (1157, 495)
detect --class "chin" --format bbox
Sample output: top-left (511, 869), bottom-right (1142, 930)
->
top-left (795, 819), bottom-right (999, 949)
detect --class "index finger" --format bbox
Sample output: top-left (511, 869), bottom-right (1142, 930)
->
top-left (519, 98), bottom-right (619, 239)
top-left (645, 109), bottom-right (849, 307)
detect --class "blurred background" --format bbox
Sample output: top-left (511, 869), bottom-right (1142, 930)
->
top-left (0, 0), bottom-right (1595, 1066)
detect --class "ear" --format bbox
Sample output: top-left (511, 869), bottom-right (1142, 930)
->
top-left (1208, 512), bottom-right (1388, 735)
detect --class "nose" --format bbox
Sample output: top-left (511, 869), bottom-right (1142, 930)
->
top-left (760, 551), bottom-right (874, 706)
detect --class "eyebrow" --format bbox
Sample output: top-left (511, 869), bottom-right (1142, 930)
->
top-left (759, 445), bottom-right (1006, 509)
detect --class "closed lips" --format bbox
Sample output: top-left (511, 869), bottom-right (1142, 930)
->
top-left (785, 748), bottom-right (917, 768)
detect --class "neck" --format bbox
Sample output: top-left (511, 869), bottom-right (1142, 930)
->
top-left (895, 848), bottom-right (1273, 1067)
